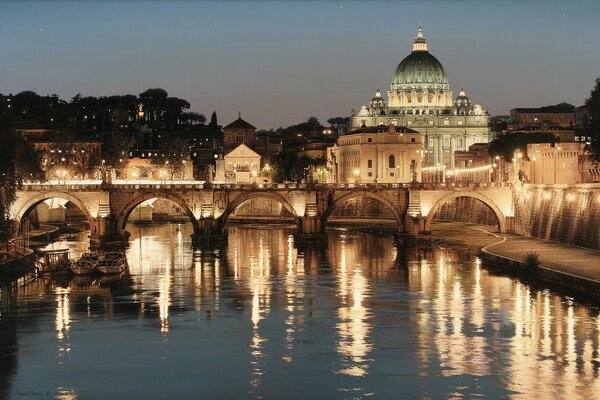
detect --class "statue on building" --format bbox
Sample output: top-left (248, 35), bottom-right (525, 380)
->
top-left (215, 153), bottom-right (225, 183)
top-left (307, 164), bottom-right (316, 183)
top-left (328, 151), bottom-right (338, 183)
top-left (205, 164), bottom-right (215, 183)
top-left (410, 160), bottom-right (418, 183)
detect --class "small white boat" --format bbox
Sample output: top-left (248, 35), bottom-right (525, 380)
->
top-left (97, 252), bottom-right (127, 275)
top-left (70, 253), bottom-right (99, 275)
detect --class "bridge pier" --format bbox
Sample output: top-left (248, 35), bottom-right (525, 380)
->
top-left (191, 217), bottom-right (228, 247)
top-left (88, 216), bottom-right (130, 248)
top-left (405, 215), bottom-right (425, 235)
top-left (294, 216), bottom-right (327, 243)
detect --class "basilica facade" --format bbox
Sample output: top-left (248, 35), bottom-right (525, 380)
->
top-left (350, 27), bottom-right (491, 168)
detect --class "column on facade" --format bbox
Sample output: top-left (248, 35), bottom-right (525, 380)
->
top-left (435, 135), bottom-right (440, 166)
top-left (450, 135), bottom-right (455, 169)
top-left (377, 147), bottom-right (383, 182)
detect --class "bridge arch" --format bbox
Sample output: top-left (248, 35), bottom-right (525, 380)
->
top-left (117, 192), bottom-right (197, 233)
top-left (222, 192), bottom-right (300, 226)
top-left (324, 191), bottom-right (404, 232)
top-left (424, 192), bottom-right (507, 233)
top-left (13, 191), bottom-right (94, 234)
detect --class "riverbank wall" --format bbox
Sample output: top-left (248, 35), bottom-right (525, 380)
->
top-left (517, 184), bottom-right (600, 250)
top-left (480, 248), bottom-right (600, 302)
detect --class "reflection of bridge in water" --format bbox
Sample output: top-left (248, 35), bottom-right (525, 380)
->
top-left (12, 181), bottom-right (520, 246)
top-left (3, 225), bottom-right (600, 399)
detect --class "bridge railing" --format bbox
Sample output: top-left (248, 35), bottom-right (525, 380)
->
top-left (19, 180), bottom-right (515, 191)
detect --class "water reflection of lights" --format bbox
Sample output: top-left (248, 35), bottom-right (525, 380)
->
top-left (336, 239), bottom-right (372, 377)
top-left (248, 233), bottom-right (272, 393)
top-left (55, 287), bottom-right (72, 364)
top-left (55, 388), bottom-right (79, 400)
top-left (55, 287), bottom-right (71, 340)
top-left (158, 260), bottom-right (171, 334)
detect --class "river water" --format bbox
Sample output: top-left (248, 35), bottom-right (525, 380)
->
top-left (1, 224), bottom-right (600, 399)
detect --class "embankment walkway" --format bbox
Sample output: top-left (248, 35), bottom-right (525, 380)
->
top-left (480, 229), bottom-right (600, 285)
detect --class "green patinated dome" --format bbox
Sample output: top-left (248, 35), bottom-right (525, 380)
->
top-left (391, 27), bottom-right (448, 87)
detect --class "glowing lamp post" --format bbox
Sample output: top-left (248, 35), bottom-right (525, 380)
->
top-left (353, 168), bottom-right (360, 183)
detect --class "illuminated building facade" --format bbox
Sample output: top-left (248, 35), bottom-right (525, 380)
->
top-left (349, 27), bottom-right (491, 168)
top-left (218, 144), bottom-right (262, 183)
top-left (328, 125), bottom-right (422, 183)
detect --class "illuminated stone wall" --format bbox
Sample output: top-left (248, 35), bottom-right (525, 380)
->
top-left (520, 184), bottom-right (600, 250)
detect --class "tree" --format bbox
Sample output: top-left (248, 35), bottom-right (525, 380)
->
top-left (585, 77), bottom-right (600, 162)
top-left (488, 131), bottom-right (558, 161)
top-left (180, 111), bottom-right (206, 126)
top-left (209, 111), bottom-right (218, 127)
top-left (327, 117), bottom-right (349, 126)
top-left (44, 131), bottom-right (99, 179)
top-left (103, 133), bottom-right (135, 177)
top-left (269, 152), bottom-right (326, 182)
top-left (151, 137), bottom-right (190, 179)
top-left (0, 117), bottom-right (44, 249)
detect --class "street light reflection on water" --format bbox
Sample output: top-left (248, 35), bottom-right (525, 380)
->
top-left (2, 224), bottom-right (600, 399)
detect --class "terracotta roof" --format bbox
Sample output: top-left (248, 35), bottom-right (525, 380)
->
top-left (224, 117), bottom-right (256, 130)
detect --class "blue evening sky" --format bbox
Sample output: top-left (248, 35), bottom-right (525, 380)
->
top-left (1, 0), bottom-right (598, 128)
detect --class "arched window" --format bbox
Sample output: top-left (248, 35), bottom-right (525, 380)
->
top-left (388, 155), bottom-right (395, 168)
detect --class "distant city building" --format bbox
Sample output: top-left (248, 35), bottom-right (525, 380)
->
top-left (510, 123), bottom-right (576, 143)
top-left (298, 136), bottom-right (337, 159)
top-left (254, 131), bottom-right (283, 160)
top-left (223, 114), bottom-right (257, 154)
top-left (328, 125), bottom-right (422, 183)
top-left (30, 138), bottom-right (102, 180)
top-left (574, 105), bottom-right (591, 128)
top-left (0, 93), bottom-right (13, 116)
top-left (524, 142), bottom-right (598, 184)
top-left (510, 102), bottom-right (577, 129)
top-left (349, 27), bottom-right (491, 168)
top-left (121, 154), bottom-right (193, 181)
top-left (217, 144), bottom-right (262, 183)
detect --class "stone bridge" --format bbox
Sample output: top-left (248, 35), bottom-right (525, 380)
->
top-left (12, 181), bottom-right (516, 246)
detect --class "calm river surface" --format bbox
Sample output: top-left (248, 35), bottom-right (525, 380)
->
top-left (2, 224), bottom-right (600, 399)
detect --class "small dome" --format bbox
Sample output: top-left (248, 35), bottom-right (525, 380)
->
top-left (454, 87), bottom-right (471, 107)
top-left (369, 89), bottom-right (386, 109)
top-left (454, 88), bottom-right (472, 115)
top-left (391, 27), bottom-right (449, 89)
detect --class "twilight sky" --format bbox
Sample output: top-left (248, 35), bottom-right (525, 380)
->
top-left (1, 1), bottom-right (599, 129)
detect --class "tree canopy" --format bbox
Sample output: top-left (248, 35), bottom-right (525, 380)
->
top-left (151, 137), bottom-right (190, 179)
top-left (585, 77), bottom-right (600, 162)
top-left (488, 131), bottom-right (559, 161)
top-left (268, 152), bottom-right (326, 182)
top-left (0, 116), bottom-right (45, 247)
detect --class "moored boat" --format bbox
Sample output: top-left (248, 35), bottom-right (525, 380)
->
top-left (70, 253), bottom-right (99, 275)
top-left (36, 249), bottom-right (71, 276)
top-left (97, 252), bottom-right (127, 275)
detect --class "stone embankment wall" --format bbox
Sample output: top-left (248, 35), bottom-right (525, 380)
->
top-left (517, 184), bottom-right (600, 250)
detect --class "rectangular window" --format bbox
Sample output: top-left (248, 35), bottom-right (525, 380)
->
top-left (390, 172), bottom-right (394, 177)
top-left (368, 160), bottom-right (372, 168)
top-left (411, 137), bottom-right (416, 142)
top-left (368, 172), bottom-right (372, 177)
top-left (367, 138), bottom-right (373, 142)
top-left (458, 120), bottom-right (463, 125)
